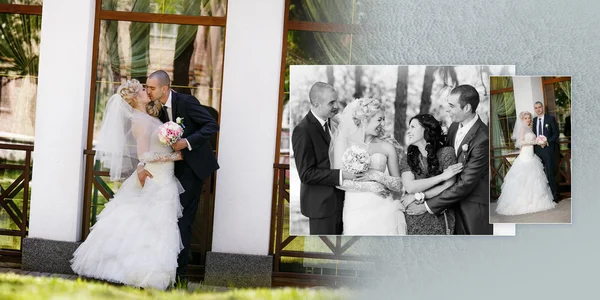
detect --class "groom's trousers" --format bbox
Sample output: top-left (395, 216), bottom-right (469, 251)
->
top-left (175, 165), bottom-right (204, 280)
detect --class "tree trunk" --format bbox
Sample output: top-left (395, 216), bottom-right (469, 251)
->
top-left (353, 65), bottom-right (363, 99)
top-left (394, 66), bottom-right (409, 146)
top-left (173, 25), bottom-right (198, 95)
top-left (326, 65), bottom-right (334, 86)
top-left (441, 66), bottom-right (458, 88)
top-left (420, 66), bottom-right (435, 114)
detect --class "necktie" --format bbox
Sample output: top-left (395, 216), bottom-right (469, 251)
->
top-left (163, 105), bottom-right (172, 122)
top-left (323, 120), bottom-right (331, 143)
top-left (538, 118), bottom-right (542, 135)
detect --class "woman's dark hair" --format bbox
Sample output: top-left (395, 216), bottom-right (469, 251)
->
top-left (407, 114), bottom-right (447, 177)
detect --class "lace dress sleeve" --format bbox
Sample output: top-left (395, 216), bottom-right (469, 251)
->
top-left (519, 126), bottom-right (536, 147)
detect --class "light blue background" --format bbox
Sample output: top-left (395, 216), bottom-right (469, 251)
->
top-left (352, 1), bottom-right (596, 299)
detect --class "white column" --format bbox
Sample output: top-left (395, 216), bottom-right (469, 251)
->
top-left (212, 0), bottom-right (285, 255)
top-left (513, 76), bottom-right (544, 115)
top-left (28, 0), bottom-right (96, 242)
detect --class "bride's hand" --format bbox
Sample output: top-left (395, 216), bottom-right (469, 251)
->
top-left (342, 171), bottom-right (365, 181)
top-left (441, 163), bottom-right (463, 181)
top-left (137, 165), bottom-right (153, 187)
top-left (401, 194), bottom-right (416, 207)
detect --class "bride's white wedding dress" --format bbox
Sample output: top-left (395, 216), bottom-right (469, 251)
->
top-left (342, 153), bottom-right (407, 235)
top-left (495, 127), bottom-right (556, 215)
top-left (71, 111), bottom-right (184, 290)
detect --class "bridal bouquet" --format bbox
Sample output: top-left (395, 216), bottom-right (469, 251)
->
top-left (535, 135), bottom-right (547, 145)
top-left (157, 121), bottom-right (184, 146)
top-left (341, 145), bottom-right (371, 174)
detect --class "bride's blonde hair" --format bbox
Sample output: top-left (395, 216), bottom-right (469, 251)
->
top-left (352, 98), bottom-right (404, 158)
top-left (519, 111), bottom-right (533, 127)
top-left (117, 79), bottom-right (143, 108)
top-left (116, 79), bottom-right (161, 117)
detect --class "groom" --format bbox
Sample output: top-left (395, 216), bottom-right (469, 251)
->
top-left (139, 70), bottom-right (220, 284)
top-left (406, 85), bottom-right (493, 235)
top-left (533, 101), bottom-right (560, 202)
top-left (292, 82), bottom-right (359, 235)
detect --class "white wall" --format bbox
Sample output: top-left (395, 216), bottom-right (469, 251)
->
top-left (211, 0), bottom-right (285, 255)
top-left (513, 76), bottom-right (544, 117)
top-left (28, 0), bottom-right (96, 242)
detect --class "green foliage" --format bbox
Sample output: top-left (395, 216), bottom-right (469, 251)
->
top-left (0, 13), bottom-right (41, 76)
top-left (0, 273), bottom-right (351, 299)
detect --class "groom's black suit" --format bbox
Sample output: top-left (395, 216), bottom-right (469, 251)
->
top-left (425, 117), bottom-right (493, 235)
top-left (157, 91), bottom-right (219, 279)
top-left (292, 111), bottom-right (344, 235)
top-left (533, 114), bottom-right (560, 200)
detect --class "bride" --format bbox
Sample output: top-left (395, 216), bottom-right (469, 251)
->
top-left (495, 111), bottom-right (556, 215)
top-left (71, 80), bottom-right (184, 290)
top-left (330, 98), bottom-right (406, 235)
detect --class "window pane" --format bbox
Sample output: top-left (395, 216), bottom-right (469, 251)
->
top-left (290, 0), bottom-right (360, 24)
top-left (0, 13), bottom-right (41, 146)
top-left (101, 0), bottom-right (227, 17)
top-left (544, 80), bottom-right (571, 150)
top-left (0, 13), bottom-right (39, 252)
top-left (93, 20), bottom-right (224, 145)
top-left (2, 0), bottom-right (42, 4)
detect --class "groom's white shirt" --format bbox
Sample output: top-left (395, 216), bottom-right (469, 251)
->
top-left (164, 91), bottom-right (192, 151)
top-left (536, 114), bottom-right (545, 135)
top-left (424, 114), bottom-right (479, 214)
top-left (453, 114), bottom-right (479, 156)
top-left (311, 109), bottom-right (342, 185)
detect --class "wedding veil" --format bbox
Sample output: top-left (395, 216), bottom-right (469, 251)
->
top-left (94, 94), bottom-right (139, 181)
top-left (329, 99), bottom-right (368, 170)
top-left (511, 113), bottom-right (523, 149)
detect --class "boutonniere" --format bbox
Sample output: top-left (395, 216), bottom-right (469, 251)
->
top-left (176, 117), bottom-right (185, 129)
top-left (461, 144), bottom-right (468, 161)
top-left (545, 124), bottom-right (549, 129)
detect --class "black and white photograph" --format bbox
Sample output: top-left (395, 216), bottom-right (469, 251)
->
top-left (490, 76), bottom-right (572, 224)
top-left (289, 65), bottom-right (515, 236)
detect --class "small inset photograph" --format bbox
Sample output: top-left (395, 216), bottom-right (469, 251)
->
top-left (490, 76), bottom-right (572, 224)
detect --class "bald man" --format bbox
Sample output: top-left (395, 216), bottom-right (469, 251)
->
top-left (292, 82), bottom-right (358, 235)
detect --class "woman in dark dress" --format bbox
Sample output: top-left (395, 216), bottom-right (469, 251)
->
top-left (399, 114), bottom-right (463, 235)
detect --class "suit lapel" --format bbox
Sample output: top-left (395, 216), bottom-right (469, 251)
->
top-left (447, 123), bottom-right (458, 148)
top-left (456, 119), bottom-right (482, 158)
top-left (308, 111), bottom-right (330, 145)
top-left (533, 117), bottom-right (538, 135)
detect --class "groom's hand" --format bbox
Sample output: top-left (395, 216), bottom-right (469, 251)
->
top-left (171, 139), bottom-right (189, 151)
top-left (354, 169), bottom-right (378, 181)
top-left (343, 171), bottom-right (364, 181)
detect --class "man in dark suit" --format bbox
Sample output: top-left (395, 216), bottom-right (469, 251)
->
top-left (292, 82), bottom-right (360, 235)
top-left (533, 101), bottom-right (560, 202)
top-left (406, 84), bottom-right (493, 235)
top-left (140, 70), bottom-right (220, 284)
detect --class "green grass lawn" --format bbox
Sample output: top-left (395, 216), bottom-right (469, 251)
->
top-left (0, 273), bottom-right (351, 300)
